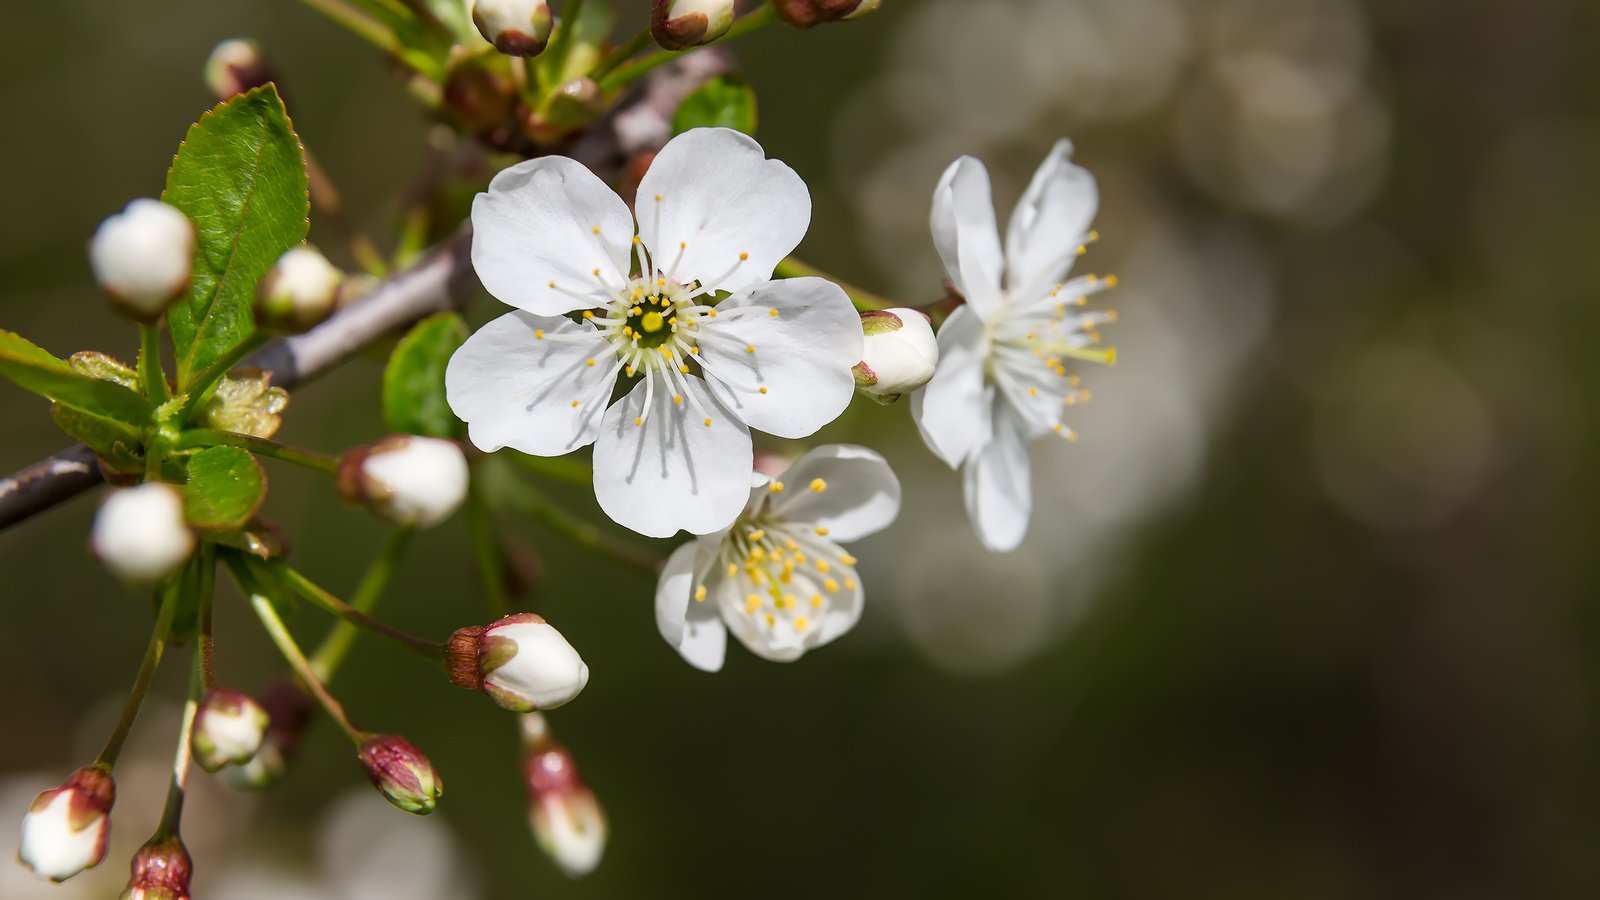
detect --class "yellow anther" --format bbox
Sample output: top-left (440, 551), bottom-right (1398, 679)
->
top-left (658, 346), bottom-right (673, 357)
top-left (843, 578), bottom-right (856, 590)
top-left (632, 235), bottom-right (641, 244)
top-left (769, 481), bottom-right (785, 493)
top-left (824, 578), bottom-right (839, 593)
top-left (586, 358), bottom-right (595, 367)
top-left (1089, 229), bottom-right (1100, 242)
top-left (535, 329), bottom-right (545, 339)
top-left (1029, 387), bottom-right (1038, 396)
top-left (654, 194), bottom-right (662, 202)
top-left (657, 278), bottom-right (666, 287)
top-left (746, 344), bottom-right (756, 354)
top-left (583, 310), bottom-right (594, 319)
top-left (634, 417), bottom-right (643, 426)
top-left (759, 386), bottom-right (768, 395)
top-left (592, 226), bottom-right (601, 234)
top-left (571, 400), bottom-right (579, 407)
top-left (694, 585), bottom-right (707, 602)
top-left (745, 595), bottom-right (761, 613)
top-left (673, 395), bottom-right (683, 405)
top-left (679, 364), bottom-right (690, 373)
top-left (708, 309), bottom-right (717, 317)
top-left (810, 478), bottom-right (827, 493)
top-left (690, 346), bottom-right (700, 355)
top-left (592, 268), bottom-right (600, 276)
top-left (748, 529), bottom-right (766, 541)
top-left (810, 595), bottom-right (823, 609)
top-left (680, 241), bottom-right (687, 249)
top-left (739, 252), bottom-right (749, 260)
top-left (630, 306), bottom-right (642, 316)
top-left (547, 281), bottom-right (556, 288)
top-left (816, 560), bottom-right (830, 573)
top-left (794, 617), bottom-right (809, 632)
top-left (839, 553), bottom-right (857, 566)
top-left (765, 614), bottom-right (775, 627)
top-left (727, 563), bottom-right (738, 577)
top-left (814, 527), bottom-right (829, 536)
top-left (625, 366), bottom-right (635, 376)
top-left (704, 418), bottom-right (712, 427)
top-left (1105, 274), bottom-right (1119, 288)
top-left (768, 308), bottom-right (778, 317)
top-left (786, 538), bottom-right (799, 551)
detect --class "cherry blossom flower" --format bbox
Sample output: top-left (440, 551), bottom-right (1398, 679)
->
top-left (654, 445), bottom-right (900, 670)
top-left (911, 141), bottom-right (1118, 552)
top-left (447, 127), bottom-right (861, 538)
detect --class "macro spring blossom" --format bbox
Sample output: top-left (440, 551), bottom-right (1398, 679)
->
top-left (654, 445), bottom-right (901, 670)
top-left (911, 140), bottom-right (1117, 552)
top-left (448, 614), bottom-right (590, 712)
top-left (191, 689), bottom-right (270, 773)
top-left (855, 307), bottom-right (939, 401)
top-left (447, 127), bottom-right (862, 538)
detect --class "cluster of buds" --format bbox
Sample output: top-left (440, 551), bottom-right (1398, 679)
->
top-left (471, 0), bottom-right (553, 56)
top-left (336, 435), bottom-right (470, 528)
top-left (357, 735), bottom-right (443, 816)
top-left (92, 483), bottom-right (196, 584)
top-left (651, 0), bottom-right (736, 50)
top-left (89, 199), bottom-right (195, 322)
top-left (776, 0), bottom-right (882, 28)
top-left (191, 688), bottom-right (270, 773)
top-left (854, 308), bottom-right (939, 403)
top-left (521, 714), bottom-right (606, 878)
top-left (254, 245), bottom-right (343, 333)
top-left (448, 614), bottom-right (590, 712)
top-left (120, 834), bottom-right (193, 900)
top-left (219, 680), bottom-right (315, 790)
top-left (17, 765), bottom-right (115, 883)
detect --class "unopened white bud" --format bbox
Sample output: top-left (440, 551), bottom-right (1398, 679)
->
top-left (256, 246), bottom-right (342, 333)
top-left (92, 483), bottom-right (196, 584)
top-left (204, 38), bottom-right (273, 99)
top-left (449, 614), bottom-right (589, 712)
top-left (521, 723), bottom-right (605, 878)
top-left (89, 199), bottom-right (195, 320)
top-left (651, 0), bottom-right (736, 50)
top-left (337, 436), bottom-right (469, 528)
top-left (471, 0), bottom-right (553, 56)
top-left (192, 688), bottom-right (270, 773)
top-left (854, 308), bottom-right (939, 402)
top-left (18, 766), bottom-right (115, 883)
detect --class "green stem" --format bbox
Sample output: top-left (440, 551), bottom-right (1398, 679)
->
top-left (309, 528), bottom-right (415, 682)
top-left (508, 451), bottom-right (593, 488)
top-left (247, 588), bottom-right (367, 744)
top-left (156, 647), bottom-right (204, 834)
top-left (590, 28), bottom-right (653, 81)
top-left (197, 543), bottom-right (217, 689)
top-left (774, 257), bottom-right (894, 311)
top-left (597, 3), bottom-right (778, 93)
top-left (179, 334), bottom-right (267, 417)
top-left (175, 429), bottom-right (339, 475)
top-left (506, 480), bottom-right (661, 576)
top-left (547, 0), bottom-right (587, 83)
top-left (95, 578), bottom-right (184, 768)
top-left (295, 0), bottom-right (444, 81)
top-left (139, 324), bottom-right (170, 406)
top-left (265, 560), bottom-right (446, 663)
top-left (464, 481), bottom-right (511, 618)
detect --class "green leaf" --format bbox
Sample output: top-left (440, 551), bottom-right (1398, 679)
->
top-left (51, 406), bottom-right (143, 471)
top-left (183, 446), bottom-right (267, 531)
top-left (673, 74), bottom-right (758, 137)
top-left (0, 331), bottom-right (153, 423)
top-left (164, 85), bottom-right (309, 390)
top-left (383, 313), bottom-right (468, 438)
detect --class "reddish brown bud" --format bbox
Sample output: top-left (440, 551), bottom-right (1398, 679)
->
top-left (358, 735), bottom-right (442, 815)
top-left (776, 0), bottom-right (881, 28)
top-left (121, 834), bottom-right (193, 900)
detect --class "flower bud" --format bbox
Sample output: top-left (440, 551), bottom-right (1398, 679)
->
top-left (204, 38), bottom-right (274, 99)
top-left (336, 436), bottom-right (470, 529)
top-left (651, 0), bottom-right (736, 50)
top-left (92, 483), bottom-right (196, 584)
top-left (854, 308), bottom-right (939, 403)
top-left (255, 246), bottom-right (343, 333)
top-left (471, 0), bottom-right (553, 56)
top-left (120, 833), bottom-right (192, 900)
top-left (219, 680), bottom-right (314, 791)
top-left (357, 735), bottom-right (442, 815)
top-left (192, 688), bottom-right (270, 773)
top-left (521, 716), bottom-right (606, 878)
top-left (89, 199), bottom-right (195, 321)
top-left (17, 765), bottom-right (115, 883)
top-left (777, 0), bottom-right (881, 28)
top-left (448, 614), bottom-right (589, 713)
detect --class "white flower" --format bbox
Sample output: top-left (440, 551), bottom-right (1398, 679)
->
top-left (652, 0), bottom-right (736, 50)
top-left (256, 246), bottom-right (343, 332)
top-left (520, 716), bottom-right (605, 879)
top-left (338, 436), bottom-right (469, 529)
top-left (911, 140), bottom-right (1117, 552)
top-left (654, 444), bottom-right (900, 671)
top-left (17, 767), bottom-right (114, 883)
top-left (447, 614), bottom-right (590, 712)
top-left (88, 199), bottom-right (195, 320)
top-left (855, 308), bottom-right (939, 400)
top-left (92, 483), bottom-right (195, 583)
top-left (447, 127), bottom-right (862, 538)
top-left (192, 688), bottom-right (269, 773)
top-left (471, 0), bottom-right (553, 56)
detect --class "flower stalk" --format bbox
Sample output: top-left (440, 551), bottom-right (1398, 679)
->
top-left (774, 256), bottom-right (893, 311)
top-left (310, 527), bottom-right (416, 681)
top-left (96, 578), bottom-right (184, 769)
top-left (174, 429), bottom-right (339, 475)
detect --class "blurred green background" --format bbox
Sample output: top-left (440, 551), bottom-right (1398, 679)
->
top-left (5, 0), bottom-right (1600, 897)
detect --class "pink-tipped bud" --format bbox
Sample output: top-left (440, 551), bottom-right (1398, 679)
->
top-left (219, 680), bottom-right (314, 791)
top-left (89, 199), bottom-right (196, 321)
top-left (192, 688), bottom-right (270, 773)
top-left (471, 0), bottom-right (553, 56)
top-left (521, 715), bottom-right (606, 878)
top-left (447, 614), bottom-right (589, 713)
top-left (651, 0), bottom-right (736, 50)
top-left (854, 308), bottom-right (939, 403)
top-left (357, 735), bottom-right (442, 815)
top-left (336, 435), bottom-right (470, 529)
top-left (17, 766), bottom-right (115, 883)
top-left (120, 833), bottom-right (192, 900)
top-left (255, 246), bottom-right (343, 333)
top-left (776, 0), bottom-right (881, 28)
top-left (204, 38), bottom-right (274, 100)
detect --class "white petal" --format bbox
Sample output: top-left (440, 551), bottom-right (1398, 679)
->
top-left (445, 311), bottom-right (615, 456)
top-left (989, 342), bottom-right (1078, 441)
top-left (962, 409), bottom-right (1032, 552)
top-left (910, 305), bottom-right (992, 467)
top-left (695, 277), bottom-right (860, 439)
top-left (814, 557), bottom-right (865, 646)
top-left (654, 542), bottom-right (730, 672)
top-left (717, 549), bottom-right (862, 662)
top-left (593, 373), bottom-right (752, 537)
top-left (471, 156), bottom-right (634, 316)
top-left (635, 128), bottom-right (810, 294)
top-left (930, 156), bottom-right (1004, 317)
top-left (1005, 139), bottom-right (1098, 299)
top-left (768, 445), bottom-right (901, 543)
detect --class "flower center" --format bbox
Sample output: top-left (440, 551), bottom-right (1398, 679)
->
top-left (698, 513), bottom-right (859, 646)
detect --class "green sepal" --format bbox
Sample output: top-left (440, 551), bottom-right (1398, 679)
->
top-left (673, 74), bottom-right (759, 137)
top-left (183, 446), bottom-right (267, 531)
top-left (383, 313), bottom-right (468, 439)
